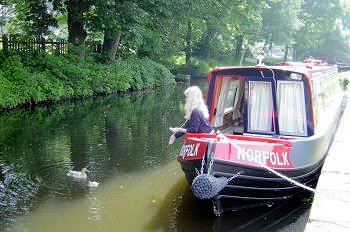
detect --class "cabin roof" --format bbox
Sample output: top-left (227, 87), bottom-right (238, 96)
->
top-left (209, 62), bottom-right (337, 79)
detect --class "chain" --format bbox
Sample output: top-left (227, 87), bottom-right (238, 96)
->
top-left (197, 141), bottom-right (211, 175)
top-left (207, 146), bottom-right (215, 174)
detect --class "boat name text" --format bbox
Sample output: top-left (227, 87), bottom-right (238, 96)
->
top-left (179, 143), bottom-right (200, 158)
top-left (237, 147), bottom-right (290, 166)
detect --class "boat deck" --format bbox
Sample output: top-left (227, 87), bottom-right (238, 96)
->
top-left (219, 125), bottom-right (244, 135)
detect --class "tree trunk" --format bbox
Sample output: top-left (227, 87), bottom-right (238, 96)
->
top-left (66, 0), bottom-right (87, 57)
top-left (283, 45), bottom-right (289, 61)
top-left (185, 20), bottom-right (192, 65)
top-left (269, 40), bottom-right (273, 52)
top-left (203, 23), bottom-right (215, 61)
top-left (102, 30), bottom-right (121, 63)
top-left (235, 36), bottom-right (243, 60)
top-left (239, 41), bottom-right (249, 66)
top-left (2, 34), bottom-right (8, 56)
top-left (41, 37), bottom-right (46, 54)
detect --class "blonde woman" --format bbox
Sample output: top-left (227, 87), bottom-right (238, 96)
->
top-left (169, 86), bottom-right (213, 145)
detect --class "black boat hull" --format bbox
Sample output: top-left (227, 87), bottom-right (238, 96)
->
top-left (179, 156), bottom-right (324, 215)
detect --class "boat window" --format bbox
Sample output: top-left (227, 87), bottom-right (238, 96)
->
top-left (311, 80), bottom-right (320, 126)
top-left (248, 81), bottom-right (274, 133)
top-left (311, 71), bottom-right (341, 128)
top-left (224, 80), bottom-right (239, 113)
top-left (213, 78), bottom-right (242, 127)
top-left (213, 78), bottom-right (232, 127)
top-left (277, 81), bottom-right (307, 136)
top-left (231, 78), bottom-right (245, 121)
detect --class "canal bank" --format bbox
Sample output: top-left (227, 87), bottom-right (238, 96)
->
top-left (304, 91), bottom-right (350, 231)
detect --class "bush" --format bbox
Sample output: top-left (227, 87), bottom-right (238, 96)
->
top-left (339, 71), bottom-right (350, 90)
top-left (0, 71), bottom-right (17, 108)
top-left (0, 56), bottom-right (32, 107)
top-left (340, 78), bottom-right (349, 90)
top-left (0, 54), bottom-right (175, 110)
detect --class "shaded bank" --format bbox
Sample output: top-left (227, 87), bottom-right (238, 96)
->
top-left (0, 54), bottom-right (175, 111)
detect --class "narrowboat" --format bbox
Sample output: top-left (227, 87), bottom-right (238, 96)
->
top-left (177, 59), bottom-right (345, 215)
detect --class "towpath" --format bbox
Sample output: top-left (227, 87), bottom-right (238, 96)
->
top-left (304, 90), bottom-right (350, 231)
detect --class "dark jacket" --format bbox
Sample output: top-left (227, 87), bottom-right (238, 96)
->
top-left (174, 108), bottom-right (213, 138)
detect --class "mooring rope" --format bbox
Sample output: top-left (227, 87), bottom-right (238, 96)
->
top-left (217, 132), bottom-right (350, 204)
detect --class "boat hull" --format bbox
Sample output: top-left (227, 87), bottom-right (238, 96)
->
top-left (179, 155), bottom-right (324, 215)
top-left (176, 62), bottom-right (345, 215)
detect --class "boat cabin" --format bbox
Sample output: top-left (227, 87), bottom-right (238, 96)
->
top-left (177, 59), bottom-right (344, 215)
top-left (206, 60), bottom-right (341, 138)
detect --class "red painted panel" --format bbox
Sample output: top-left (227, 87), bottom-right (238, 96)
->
top-left (177, 138), bottom-right (209, 161)
top-left (179, 133), bottom-right (294, 169)
top-left (213, 141), bottom-right (294, 169)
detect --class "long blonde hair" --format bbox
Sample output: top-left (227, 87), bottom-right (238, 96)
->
top-left (184, 86), bottom-right (209, 119)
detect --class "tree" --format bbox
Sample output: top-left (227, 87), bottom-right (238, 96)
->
top-left (0, 4), bottom-right (15, 34)
top-left (5, 0), bottom-right (58, 37)
top-left (261, 0), bottom-right (302, 61)
top-left (293, 0), bottom-right (342, 60)
top-left (193, 0), bottom-right (227, 61)
top-left (228, 0), bottom-right (269, 61)
top-left (88, 0), bottom-right (170, 63)
top-left (65, 0), bottom-right (91, 57)
top-left (308, 28), bottom-right (350, 63)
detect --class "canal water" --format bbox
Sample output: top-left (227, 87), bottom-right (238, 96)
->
top-left (0, 82), bottom-right (311, 232)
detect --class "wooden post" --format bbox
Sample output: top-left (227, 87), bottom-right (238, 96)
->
top-left (55, 41), bottom-right (60, 55)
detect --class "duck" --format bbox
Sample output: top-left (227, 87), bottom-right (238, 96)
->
top-left (67, 167), bottom-right (89, 179)
top-left (88, 181), bottom-right (99, 187)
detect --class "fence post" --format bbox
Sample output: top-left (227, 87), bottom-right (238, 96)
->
top-left (55, 41), bottom-right (60, 55)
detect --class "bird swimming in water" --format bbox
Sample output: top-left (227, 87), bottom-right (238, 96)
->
top-left (88, 181), bottom-right (99, 187)
top-left (67, 167), bottom-right (89, 179)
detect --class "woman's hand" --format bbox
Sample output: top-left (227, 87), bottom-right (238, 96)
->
top-left (168, 134), bottom-right (176, 145)
top-left (169, 127), bottom-right (186, 134)
top-left (169, 127), bottom-right (178, 133)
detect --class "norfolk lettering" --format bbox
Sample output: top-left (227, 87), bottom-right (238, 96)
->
top-left (237, 147), bottom-right (290, 166)
top-left (179, 143), bottom-right (200, 158)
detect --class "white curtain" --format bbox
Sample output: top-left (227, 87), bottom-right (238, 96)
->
top-left (232, 78), bottom-right (245, 120)
top-left (214, 78), bottom-right (231, 127)
top-left (249, 81), bottom-right (273, 131)
top-left (277, 81), bottom-right (306, 135)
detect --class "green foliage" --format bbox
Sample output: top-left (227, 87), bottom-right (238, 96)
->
top-left (0, 54), bottom-right (175, 110)
top-left (293, 0), bottom-right (343, 59)
top-left (3, 0), bottom-right (350, 103)
top-left (172, 56), bottom-right (240, 78)
top-left (148, 58), bottom-right (175, 86)
top-left (340, 78), bottom-right (349, 90)
top-left (7, 0), bottom-right (58, 37)
top-left (0, 55), bottom-right (31, 107)
top-left (339, 72), bottom-right (350, 90)
top-left (0, 70), bottom-right (16, 108)
top-left (106, 61), bottom-right (133, 92)
top-left (124, 57), bottom-right (174, 89)
top-left (261, 0), bottom-right (302, 46)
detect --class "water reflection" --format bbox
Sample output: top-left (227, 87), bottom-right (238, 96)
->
top-left (0, 84), bottom-right (185, 228)
top-left (0, 83), bottom-right (310, 231)
top-left (146, 172), bottom-right (311, 232)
